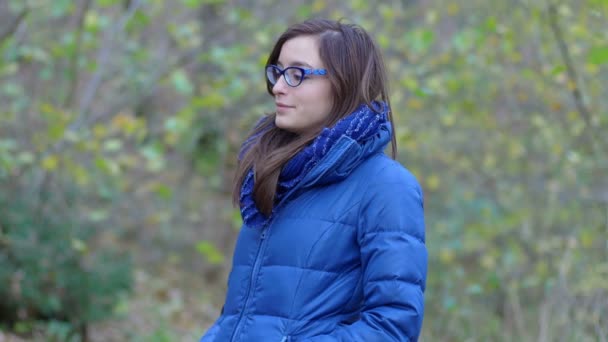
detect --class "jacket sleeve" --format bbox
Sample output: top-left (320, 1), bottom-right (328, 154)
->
top-left (199, 309), bottom-right (224, 342)
top-left (199, 323), bottom-right (218, 342)
top-left (303, 170), bottom-right (428, 342)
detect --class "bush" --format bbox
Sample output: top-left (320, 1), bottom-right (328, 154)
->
top-left (0, 176), bottom-right (132, 338)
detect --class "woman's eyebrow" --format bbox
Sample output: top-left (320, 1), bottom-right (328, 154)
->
top-left (277, 60), bottom-right (314, 68)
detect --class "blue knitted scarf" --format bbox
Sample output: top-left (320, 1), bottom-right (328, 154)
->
top-left (239, 101), bottom-right (389, 228)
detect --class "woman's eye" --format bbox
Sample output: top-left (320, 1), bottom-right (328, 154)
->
top-left (285, 69), bottom-right (304, 84)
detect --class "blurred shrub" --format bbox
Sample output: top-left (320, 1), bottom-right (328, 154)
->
top-left (0, 176), bottom-right (132, 338)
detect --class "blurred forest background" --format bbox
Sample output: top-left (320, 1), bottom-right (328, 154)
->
top-left (0, 0), bottom-right (606, 341)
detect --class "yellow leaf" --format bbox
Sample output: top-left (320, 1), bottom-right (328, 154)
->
top-left (163, 132), bottom-right (178, 146)
top-left (425, 10), bottom-right (438, 24)
top-left (439, 248), bottom-right (454, 264)
top-left (483, 154), bottom-right (496, 169)
top-left (41, 155), bottom-right (59, 170)
top-left (535, 260), bottom-right (549, 277)
top-left (447, 3), bottom-right (460, 16)
top-left (48, 122), bottom-right (66, 141)
top-left (379, 5), bottom-right (395, 21)
top-left (400, 77), bottom-right (418, 90)
top-left (440, 114), bottom-right (455, 127)
top-left (85, 12), bottom-right (99, 30)
top-left (111, 112), bottom-right (132, 128)
top-left (93, 124), bottom-right (107, 138)
top-left (567, 80), bottom-right (577, 91)
top-left (72, 164), bottom-right (89, 186)
top-left (407, 98), bottom-right (423, 110)
top-left (585, 63), bottom-right (599, 75)
top-left (508, 141), bottom-right (525, 159)
top-left (426, 174), bottom-right (440, 191)
top-left (404, 139), bottom-right (418, 151)
top-left (567, 111), bottom-right (579, 121)
top-left (199, 92), bottom-right (225, 109)
top-left (580, 230), bottom-right (594, 248)
top-left (552, 143), bottom-right (563, 156)
top-left (377, 34), bottom-right (390, 49)
top-left (40, 102), bottom-right (55, 115)
top-left (550, 102), bottom-right (563, 112)
top-left (312, 0), bottom-right (326, 12)
top-left (481, 254), bottom-right (495, 269)
top-left (511, 52), bottom-right (522, 62)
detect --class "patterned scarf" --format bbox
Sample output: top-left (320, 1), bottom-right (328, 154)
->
top-left (240, 101), bottom-right (389, 228)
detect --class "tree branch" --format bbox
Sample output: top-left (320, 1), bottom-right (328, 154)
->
top-left (78, 0), bottom-right (143, 117)
top-left (25, 0), bottom-right (144, 198)
top-left (38, 2), bottom-right (222, 158)
top-left (64, 0), bottom-right (93, 107)
top-left (82, 44), bottom-right (204, 127)
top-left (546, 2), bottom-right (602, 152)
top-left (0, 9), bottom-right (28, 44)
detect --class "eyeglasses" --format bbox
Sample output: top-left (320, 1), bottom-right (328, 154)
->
top-left (265, 64), bottom-right (327, 87)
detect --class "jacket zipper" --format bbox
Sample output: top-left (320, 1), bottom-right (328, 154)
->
top-left (229, 222), bottom-right (270, 342)
top-left (229, 175), bottom-right (309, 341)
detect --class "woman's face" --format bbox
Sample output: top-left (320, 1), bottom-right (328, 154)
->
top-left (272, 35), bottom-right (333, 135)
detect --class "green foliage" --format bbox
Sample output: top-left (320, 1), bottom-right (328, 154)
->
top-left (0, 179), bottom-right (132, 336)
top-left (588, 45), bottom-right (608, 65)
top-left (195, 241), bottom-right (224, 265)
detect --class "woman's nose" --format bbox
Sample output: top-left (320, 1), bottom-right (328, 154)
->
top-left (272, 76), bottom-right (288, 95)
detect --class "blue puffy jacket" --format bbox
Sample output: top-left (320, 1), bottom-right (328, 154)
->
top-left (201, 122), bottom-right (427, 341)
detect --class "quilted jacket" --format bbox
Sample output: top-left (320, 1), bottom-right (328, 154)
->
top-left (200, 122), bottom-right (427, 341)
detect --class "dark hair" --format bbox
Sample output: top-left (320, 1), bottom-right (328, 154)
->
top-left (232, 18), bottom-right (397, 215)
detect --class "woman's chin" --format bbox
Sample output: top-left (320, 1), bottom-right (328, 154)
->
top-left (275, 117), bottom-right (296, 132)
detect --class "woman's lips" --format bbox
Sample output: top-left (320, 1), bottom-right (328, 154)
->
top-left (276, 102), bottom-right (294, 113)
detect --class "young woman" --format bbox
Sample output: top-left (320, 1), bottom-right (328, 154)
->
top-left (200, 18), bottom-right (427, 342)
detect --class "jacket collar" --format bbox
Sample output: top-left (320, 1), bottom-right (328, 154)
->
top-left (248, 121), bottom-right (392, 227)
top-left (299, 121), bottom-right (392, 189)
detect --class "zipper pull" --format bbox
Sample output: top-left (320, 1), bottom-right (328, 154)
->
top-left (261, 216), bottom-right (273, 240)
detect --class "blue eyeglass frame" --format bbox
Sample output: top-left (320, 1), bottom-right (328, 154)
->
top-left (266, 64), bottom-right (327, 87)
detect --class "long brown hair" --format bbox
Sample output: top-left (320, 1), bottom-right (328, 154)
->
top-left (232, 18), bottom-right (397, 215)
